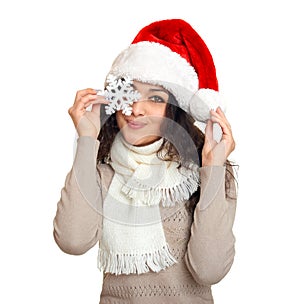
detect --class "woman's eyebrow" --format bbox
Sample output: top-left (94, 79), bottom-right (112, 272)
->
top-left (148, 88), bottom-right (169, 94)
top-left (132, 84), bottom-right (169, 94)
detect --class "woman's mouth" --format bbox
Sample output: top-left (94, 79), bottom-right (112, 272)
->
top-left (126, 120), bottom-right (146, 129)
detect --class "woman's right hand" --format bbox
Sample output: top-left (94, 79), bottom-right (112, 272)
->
top-left (68, 89), bottom-right (109, 139)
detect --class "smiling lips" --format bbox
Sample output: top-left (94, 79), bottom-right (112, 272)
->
top-left (126, 119), bottom-right (147, 129)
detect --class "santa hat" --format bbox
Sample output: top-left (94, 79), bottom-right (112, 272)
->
top-left (108, 19), bottom-right (223, 123)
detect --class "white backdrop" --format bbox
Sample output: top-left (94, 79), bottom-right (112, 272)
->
top-left (1, 0), bottom-right (299, 303)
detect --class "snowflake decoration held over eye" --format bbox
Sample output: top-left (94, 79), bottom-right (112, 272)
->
top-left (104, 74), bottom-right (141, 116)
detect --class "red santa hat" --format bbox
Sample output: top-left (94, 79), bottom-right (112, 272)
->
top-left (108, 19), bottom-right (223, 122)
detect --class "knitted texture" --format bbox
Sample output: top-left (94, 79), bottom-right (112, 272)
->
top-left (53, 136), bottom-right (237, 304)
top-left (100, 202), bottom-right (214, 303)
top-left (98, 134), bottom-right (199, 275)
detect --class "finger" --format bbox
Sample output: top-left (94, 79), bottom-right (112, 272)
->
top-left (204, 119), bottom-right (214, 141)
top-left (76, 88), bottom-right (97, 98)
top-left (210, 108), bottom-right (231, 131)
top-left (216, 106), bottom-right (224, 115)
top-left (91, 103), bottom-right (101, 115)
top-left (75, 88), bottom-right (97, 101)
top-left (210, 115), bottom-right (232, 139)
top-left (83, 95), bottom-right (110, 109)
top-left (80, 95), bottom-right (109, 105)
top-left (95, 95), bottom-right (110, 104)
top-left (213, 107), bottom-right (231, 124)
top-left (202, 120), bottom-right (217, 157)
top-left (73, 94), bottom-right (100, 112)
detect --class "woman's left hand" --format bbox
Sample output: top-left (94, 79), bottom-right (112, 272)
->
top-left (202, 107), bottom-right (235, 167)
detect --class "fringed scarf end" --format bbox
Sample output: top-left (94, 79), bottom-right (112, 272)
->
top-left (98, 244), bottom-right (177, 275)
top-left (121, 164), bottom-right (200, 207)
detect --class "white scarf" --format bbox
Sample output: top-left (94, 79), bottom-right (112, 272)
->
top-left (97, 134), bottom-right (200, 275)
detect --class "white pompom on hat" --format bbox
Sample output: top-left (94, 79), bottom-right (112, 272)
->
top-left (107, 19), bottom-right (224, 124)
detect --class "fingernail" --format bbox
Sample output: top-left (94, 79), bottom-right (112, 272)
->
top-left (95, 89), bottom-right (103, 95)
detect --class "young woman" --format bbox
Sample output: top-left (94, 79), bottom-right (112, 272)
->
top-left (53, 19), bottom-right (237, 303)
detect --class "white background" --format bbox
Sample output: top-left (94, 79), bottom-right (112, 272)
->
top-left (1, 0), bottom-right (299, 303)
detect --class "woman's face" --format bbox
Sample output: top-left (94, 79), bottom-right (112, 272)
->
top-left (116, 81), bottom-right (168, 146)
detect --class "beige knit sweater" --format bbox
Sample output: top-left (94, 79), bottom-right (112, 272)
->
top-left (53, 136), bottom-right (237, 304)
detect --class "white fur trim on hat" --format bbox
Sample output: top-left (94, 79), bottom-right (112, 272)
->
top-left (189, 88), bottom-right (224, 122)
top-left (109, 42), bottom-right (198, 102)
top-left (192, 89), bottom-right (225, 142)
top-left (108, 41), bottom-right (223, 124)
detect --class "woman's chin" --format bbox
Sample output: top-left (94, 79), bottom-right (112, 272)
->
top-left (121, 132), bottom-right (161, 147)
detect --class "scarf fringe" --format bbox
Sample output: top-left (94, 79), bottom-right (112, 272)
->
top-left (102, 136), bottom-right (200, 275)
top-left (121, 165), bottom-right (200, 207)
top-left (98, 244), bottom-right (177, 275)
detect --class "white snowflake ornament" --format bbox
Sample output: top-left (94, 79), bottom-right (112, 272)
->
top-left (103, 74), bottom-right (141, 116)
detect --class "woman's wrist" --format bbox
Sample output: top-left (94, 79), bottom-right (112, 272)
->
top-left (202, 161), bottom-right (225, 167)
top-left (202, 157), bottom-right (225, 167)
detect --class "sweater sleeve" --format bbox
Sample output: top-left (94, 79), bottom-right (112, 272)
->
top-left (184, 165), bottom-right (237, 286)
top-left (53, 136), bottom-right (103, 255)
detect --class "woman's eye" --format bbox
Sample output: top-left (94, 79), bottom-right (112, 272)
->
top-left (149, 96), bottom-right (165, 103)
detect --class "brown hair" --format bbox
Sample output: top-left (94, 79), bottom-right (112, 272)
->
top-left (97, 94), bottom-right (237, 201)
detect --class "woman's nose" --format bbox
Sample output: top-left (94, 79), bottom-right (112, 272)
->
top-left (131, 100), bottom-right (146, 116)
